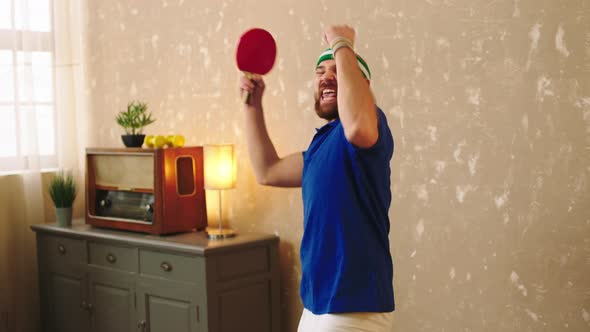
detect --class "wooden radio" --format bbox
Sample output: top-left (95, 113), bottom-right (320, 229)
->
top-left (85, 147), bottom-right (207, 235)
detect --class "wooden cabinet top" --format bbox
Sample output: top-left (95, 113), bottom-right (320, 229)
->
top-left (31, 219), bottom-right (279, 256)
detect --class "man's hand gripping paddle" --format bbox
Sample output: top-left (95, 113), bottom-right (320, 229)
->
top-left (236, 28), bottom-right (277, 104)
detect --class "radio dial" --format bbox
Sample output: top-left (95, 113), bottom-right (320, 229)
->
top-left (100, 199), bottom-right (112, 208)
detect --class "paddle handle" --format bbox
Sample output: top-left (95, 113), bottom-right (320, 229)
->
top-left (242, 72), bottom-right (253, 104)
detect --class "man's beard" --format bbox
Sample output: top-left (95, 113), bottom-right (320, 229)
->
top-left (314, 96), bottom-right (339, 121)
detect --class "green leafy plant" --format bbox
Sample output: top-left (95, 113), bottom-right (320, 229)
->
top-left (49, 172), bottom-right (77, 208)
top-left (116, 101), bottom-right (155, 135)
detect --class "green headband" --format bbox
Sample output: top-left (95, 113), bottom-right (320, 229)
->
top-left (316, 48), bottom-right (371, 80)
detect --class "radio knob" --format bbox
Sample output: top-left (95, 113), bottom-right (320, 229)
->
top-left (100, 199), bottom-right (112, 208)
top-left (145, 203), bottom-right (154, 213)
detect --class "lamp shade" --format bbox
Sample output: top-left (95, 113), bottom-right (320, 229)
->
top-left (204, 144), bottom-right (236, 190)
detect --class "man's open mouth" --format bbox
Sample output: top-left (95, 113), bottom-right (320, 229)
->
top-left (321, 88), bottom-right (337, 102)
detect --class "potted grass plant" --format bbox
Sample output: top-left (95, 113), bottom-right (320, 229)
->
top-left (48, 172), bottom-right (77, 227)
top-left (116, 100), bottom-right (156, 147)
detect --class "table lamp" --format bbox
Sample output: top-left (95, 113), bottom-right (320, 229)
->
top-left (204, 144), bottom-right (237, 239)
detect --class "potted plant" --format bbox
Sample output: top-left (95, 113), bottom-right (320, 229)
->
top-left (48, 172), bottom-right (77, 227)
top-left (116, 100), bottom-right (156, 147)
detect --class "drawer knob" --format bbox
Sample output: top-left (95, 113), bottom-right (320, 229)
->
top-left (160, 262), bottom-right (172, 272)
top-left (106, 253), bottom-right (117, 263)
top-left (57, 244), bottom-right (66, 255)
top-left (137, 320), bottom-right (146, 331)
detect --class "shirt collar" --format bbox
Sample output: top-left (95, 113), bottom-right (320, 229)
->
top-left (315, 119), bottom-right (339, 133)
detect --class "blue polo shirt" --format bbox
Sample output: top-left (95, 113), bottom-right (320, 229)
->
top-left (301, 107), bottom-right (395, 314)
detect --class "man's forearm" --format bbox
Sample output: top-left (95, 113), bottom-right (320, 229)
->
top-left (335, 47), bottom-right (378, 147)
top-left (243, 104), bottom-right (280, 184)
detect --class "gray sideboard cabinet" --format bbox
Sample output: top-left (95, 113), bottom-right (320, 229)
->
top-left (31, 221), bottom-right (280, 332)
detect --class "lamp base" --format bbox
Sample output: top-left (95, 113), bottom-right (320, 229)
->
top-left (206, 227), bottom-right (236, 239)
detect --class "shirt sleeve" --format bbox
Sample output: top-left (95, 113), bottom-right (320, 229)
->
top-left (350, 107), bottom-right (394, 160)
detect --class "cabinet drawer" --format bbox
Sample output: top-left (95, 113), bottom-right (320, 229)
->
top-left (89, 242), bottom-right (137, 272)
top-left (40, 234), bottom-right (85, 269)
top-left (216, 246), bottom-right (270, 281)
top-left (139, 250), bottom-right (203, 283)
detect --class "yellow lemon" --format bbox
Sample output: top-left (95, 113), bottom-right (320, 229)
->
top-left (154, 135), bottom-right (166, 148)
top-left (172, 135), bottom-right (185, 147)
top-left (165, 135), bottom-right (175, 147)
top-left (144, 135), bottom-right (154, 148)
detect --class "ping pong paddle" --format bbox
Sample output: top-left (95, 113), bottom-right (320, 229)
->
top-left (236, 28), bottom-right (277, 103)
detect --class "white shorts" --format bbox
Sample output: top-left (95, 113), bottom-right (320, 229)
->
top-left (297, 308), bottom-right (394, 332)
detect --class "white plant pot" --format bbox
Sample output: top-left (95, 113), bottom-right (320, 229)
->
top-left (55, 207), bottom-right (73, 227)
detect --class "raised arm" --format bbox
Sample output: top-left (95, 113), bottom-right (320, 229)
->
top-left (240, 75), bottom-right (303, 187)
top-left (324, 26), bottom-right (378, 148)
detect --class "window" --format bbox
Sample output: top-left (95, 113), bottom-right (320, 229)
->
top-left (0, 0), bottom-right (56, 173)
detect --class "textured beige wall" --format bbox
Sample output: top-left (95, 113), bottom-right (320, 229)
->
top-left (83, 0), bottom-right (590, 331)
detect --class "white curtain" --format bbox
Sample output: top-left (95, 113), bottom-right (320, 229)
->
top-left (54, 0), bottom-right (88, 172)
top-left (0, 0), bottom-right (86, 330)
